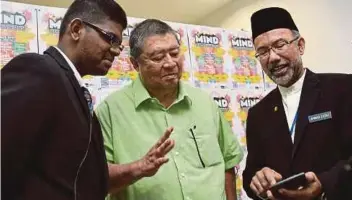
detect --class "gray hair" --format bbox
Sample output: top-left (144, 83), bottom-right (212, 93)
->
top-left (129, 19), bottom-right (180, 59)
top-left (291, 30), bottom-right (300, 38)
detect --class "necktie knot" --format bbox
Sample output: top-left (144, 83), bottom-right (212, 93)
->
top-left (82, 87), bottom-right (93, 115)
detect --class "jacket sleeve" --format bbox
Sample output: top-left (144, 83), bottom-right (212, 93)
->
top-left (242, 108), bottom-right (265, 200)
top-left (318, 74), bottom-right (352, 199)
top-left (1, 54), bottom-right (55, 197)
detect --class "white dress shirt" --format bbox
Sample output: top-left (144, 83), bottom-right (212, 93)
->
top-left (54, 46), bottom-right (84, 87)
top-left (278, 69), bottom-right (306, 143)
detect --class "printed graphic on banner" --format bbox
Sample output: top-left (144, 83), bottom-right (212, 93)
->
top-left (208, 88), bottom-right (262, 200)
top-left (166, 21), bottom-right (193, 84)
top-left (231, 89), bottom-right (264, 152)
top-left (104, 17), bottom-right (143, 88)
top-left (231, 89), bottom-right (264, 200)
top-left (225, 30), bottom-right (263, 89)
top-left (1, 2), bottom-right (272, 199)
top-left (263, 73), bottom-right (277, 95)
top-left (235, 150), bottom-right (250, 200)
top-left (233, 90), bottom-right (263, 133)
top-left (38, 6), bottom-right (66, 53)
top-left (208, 89), bottom-right (235, 126)
top-left (0, 1), bottom-right (37, 68)
top-left (188, 26), bottom-right (230, 89)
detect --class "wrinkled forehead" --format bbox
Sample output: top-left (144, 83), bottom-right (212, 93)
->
top-left (143, 33), bottom-right (179, 53)
top-left (253, 28), bottom-right (293, 48)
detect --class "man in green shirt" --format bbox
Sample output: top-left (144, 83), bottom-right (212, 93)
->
top-left (96, 19), bottom-right (244, 200)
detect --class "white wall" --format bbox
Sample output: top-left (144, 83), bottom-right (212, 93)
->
top-left (198, 0), bottom-right (352, 74)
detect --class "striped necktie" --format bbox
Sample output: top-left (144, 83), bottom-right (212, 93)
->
top-left (82, 87), bottom-right (93, 115)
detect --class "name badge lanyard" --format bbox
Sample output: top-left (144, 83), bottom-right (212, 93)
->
top-left (290, 111), bottom-right (299, 137)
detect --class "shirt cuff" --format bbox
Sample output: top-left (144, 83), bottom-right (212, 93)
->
top-left (224, 149), bottom-right (244, 170)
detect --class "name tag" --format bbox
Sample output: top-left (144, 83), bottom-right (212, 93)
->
top-left (308, 111), bottom-right (332, 123)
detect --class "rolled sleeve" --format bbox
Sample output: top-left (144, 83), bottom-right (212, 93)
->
top-left (217, 107), bottom-right (244, 170)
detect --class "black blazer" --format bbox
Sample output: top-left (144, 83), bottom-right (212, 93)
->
top-left (334, 156), bottom-right (352, 199)
top-left (1, 47), bottom-right (109, 200)
top-left (243, 69), bottom-right (352, 200)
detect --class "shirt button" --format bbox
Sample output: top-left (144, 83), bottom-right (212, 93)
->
top-left (181, 173), bottom-right (185, 178)
top-left (186, 197), bottom-right (191, 200)
top-left (175, 151), bottom-right (179, 156)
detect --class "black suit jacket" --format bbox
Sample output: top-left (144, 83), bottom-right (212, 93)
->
top-left (243, 69), bottom-right (352, 200)
top-left (335, 156), bottom-right (352, 199)
top-left (1, 47), bottom-right (109, 200)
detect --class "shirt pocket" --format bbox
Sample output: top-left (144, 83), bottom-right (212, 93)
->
top-left (186, 125), bottom-right (223, 168)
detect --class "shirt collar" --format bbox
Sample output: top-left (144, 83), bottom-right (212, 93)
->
top-left (278, 68), bottom-right (306, 97)
top-left (54, 46), bottom-right (84, 87)
top-left (132, 75), bottom-right (192, 109)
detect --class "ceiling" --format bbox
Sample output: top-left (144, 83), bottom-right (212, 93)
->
top-left (4, 0), bottom-right (234, 24)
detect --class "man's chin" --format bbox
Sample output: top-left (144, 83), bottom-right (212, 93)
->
top-left (162, 81), bottom-right (179, 89)
top-left (88, 67), bottom-right (110, 76)
top-left (99, 63), bottom-right (113, 75)
top-left (273, 77), bottom-right (292, 87)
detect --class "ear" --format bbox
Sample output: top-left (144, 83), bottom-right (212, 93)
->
top-left (68, 18), bottom-right (84, 42)
top-left (297, 37), bottom-right (305, 55)
top-left (129, 57), bottom-right (139, 72)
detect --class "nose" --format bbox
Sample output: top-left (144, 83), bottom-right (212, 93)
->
top-left (163, 53), bottom-right (177, 68)
top-left (268, 48), bottom-right (281, 63)
top-left (110, 46), bottom-right (121, 57)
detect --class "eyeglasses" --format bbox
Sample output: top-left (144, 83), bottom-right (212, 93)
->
top-left (82, 20), bottom-right (124, 51)
top-left (189, 125), bottom-right (205, 168)
top-left (255, 36), bottom-right (300, 60)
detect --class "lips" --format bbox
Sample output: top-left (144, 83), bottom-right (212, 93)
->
top-left (104, 58), bottom-right (114, 63)
top-left (102, 59), bottom-right (113, 71)
top-left (162, 73), bottom-right (178, 79)
top-left (271, 64), bottom-right (288, 75)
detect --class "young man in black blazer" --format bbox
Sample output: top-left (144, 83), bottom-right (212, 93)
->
top-left (243, 7), bottom-right (352, 200)
top-left (1, 0), bottom-right (127, 199)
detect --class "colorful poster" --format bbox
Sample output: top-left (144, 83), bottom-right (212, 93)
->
top-left (1, 3), bottom-right (274, 199)
top-left (232, 89), bottom-right (264, 137)
top-left (208, 88), bottom-right (264, 200)
top-left (235, 150), bottom-right (250, 200)
top-left (188, 26), bottom-right (230, 89)
top-left (208, 88), bottom-right (236, 127)
top-left (0, 1), bottom-right (38, 68)
top-left (37, 6), bottom-right (66, 53)
top-left (225, 30), bottom-right (263, 90)
top-left (263, 74), bottom-right (277, 95)
top-left (231, 88), bottom-right (264, 200)
top-left (104, 17), bottom-right (143, 88)
top-left (91, 87), bottom-right (119, 109)
top-left (166, 21), bottom-right (193, 85)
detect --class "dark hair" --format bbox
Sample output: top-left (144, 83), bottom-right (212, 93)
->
top-left (129, 19), bottom-right (180, 59)
top-left (59, 0), bottom-right (127, 39)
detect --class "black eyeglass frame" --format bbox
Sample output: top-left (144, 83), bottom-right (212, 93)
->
top-left (81, 20), bottom-right (124, 51)
top-left (255, 36), bottom-right (300, 59)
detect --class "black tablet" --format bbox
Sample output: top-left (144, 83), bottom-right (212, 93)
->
top-left (270, 172), bottom-right (307, 191)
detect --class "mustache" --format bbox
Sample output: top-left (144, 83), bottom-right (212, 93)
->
top-left (268, 62), bottom-right (287, 72)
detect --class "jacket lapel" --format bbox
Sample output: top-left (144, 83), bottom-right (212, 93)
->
top-left (292, 69), bottom-right (320, 158)
top-left (44, 47), bottom-right (90, 117)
